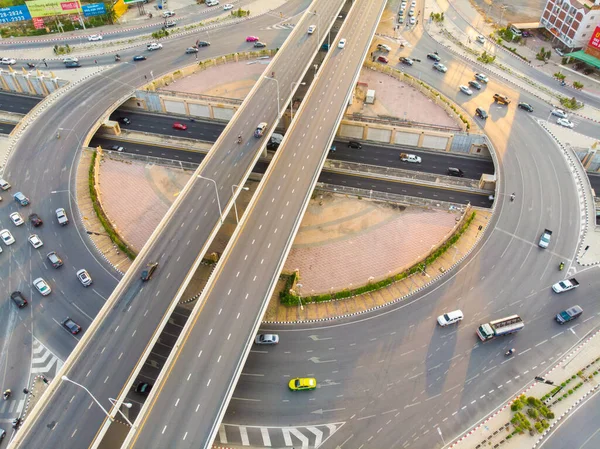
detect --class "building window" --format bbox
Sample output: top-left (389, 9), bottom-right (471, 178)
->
top-left (566, 16), bottom-right (573, 23)
top-left (569, 6), bottom-right (576, 14)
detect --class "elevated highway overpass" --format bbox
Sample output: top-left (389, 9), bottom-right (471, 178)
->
top-left (123, 0), bottom-right (387, 447)
top-left (11, 1), bottom-right (347, 448)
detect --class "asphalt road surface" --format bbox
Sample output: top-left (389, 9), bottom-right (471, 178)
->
top-left (0, 92), bottom-right (41, 114)
top-left (3, 0), bottom-right (598, 448)
top-left (10, 0), bottom-right (345, 448)
top-left (539, 388), bottom-right (600, 449)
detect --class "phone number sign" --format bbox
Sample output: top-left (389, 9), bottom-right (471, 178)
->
top-left (0, 5), bottom-right (32, 23)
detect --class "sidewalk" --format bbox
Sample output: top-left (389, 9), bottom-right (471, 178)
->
top-left (450, 329), bottom-right (600, 449)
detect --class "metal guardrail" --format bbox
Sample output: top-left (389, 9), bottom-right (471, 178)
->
top-left (316, 182), bottom-right (469, 211)
top-left (350, 113), bottom-right (462, 133)
top-left (157, 90), bottom-right (244, 106)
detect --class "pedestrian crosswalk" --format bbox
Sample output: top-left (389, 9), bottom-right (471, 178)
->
top-left (215, 422), bottom-right (344, 448)
top-left (31, 338), bottom-right (63, 377)
top-left (0, 398), bottom-right (25, 418)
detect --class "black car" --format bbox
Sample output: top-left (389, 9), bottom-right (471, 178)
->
top-left (119, 117), bottom-right (131, 125)
top-left (254, 41), bottom-right (267, 48)
top-left (348, 140), bottom-right (362, 149)
top-left (518, 102), bottom-right (534, 112)
top-left (65, 61), bottom-right (81, 68)
top-left (427, 53), bottom-right (441, 61)
top-left (468, 80), bottom-right (482, 90)
top-left (196, 41), bottom-right (210, 47)
top-left (133, 55), bottom-right (147, 61)
top-left (141, 262), bottom-right (159, 281)
top-left (135, 382), bottom-right (153, 395)
top-left (399, 57), bottom-right (414, 66)
top-left (185, 47), bottom-right (199, 54)
top-left (10, 291), bottom-right (27, 308)
top-left (29, 213), bottom-right (43, 227)
top-left (62, 317), bottom-right (81, 335)
top-left (475, 107), bottom-right (488, 120)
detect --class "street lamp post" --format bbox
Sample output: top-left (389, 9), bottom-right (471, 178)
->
top-left (197, 175), bottom-right (223, 224)
top-left (231, 184), bottom-right (250, 224)
top-left (263, 75), bottom-right (281, 118)
top-left (108, 398), bottom-right (134, 426)
top-left (290, 81), bottom-right (306, 118)
top-left (61, 376), bottom-right (113, 422)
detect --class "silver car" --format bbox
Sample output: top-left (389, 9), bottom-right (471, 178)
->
top-left (255, 334), bottom-right (279, 345)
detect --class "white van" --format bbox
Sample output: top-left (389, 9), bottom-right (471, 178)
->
top-left (206, 0), bottom-right (219, 5)
top-left (0, 178), bottom-right (10, 190)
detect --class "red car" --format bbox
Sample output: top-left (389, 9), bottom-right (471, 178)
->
top-left (377, 56), bottom-right (389, 63)
top-left (246, 36), bottom-right (259, 42)
top-left (173, 122), bottom-right (187, 130)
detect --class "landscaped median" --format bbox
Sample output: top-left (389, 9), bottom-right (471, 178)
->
top-left (449, 329), bottom-right (600, 449)
top-left (263, 207), bottom-right (492, 323)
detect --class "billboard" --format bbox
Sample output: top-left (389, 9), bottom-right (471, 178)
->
top-left (25, 0), bottom-right (82, 18)
top-left (589, 26), bottom-right (600, 50)
top-left (0, 5), bottom-right (32, 23)
top-left (82, 2), bottom-right (106, 16)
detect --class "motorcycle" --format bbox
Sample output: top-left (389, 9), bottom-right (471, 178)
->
top-left (115, 55), bottom-right (121, 62)
top-left (3, 389), bottom-right (10, 400)
top-left (559, 262), bottom-right (565, 271)
top-left (560, 80), bottom-right (566, 86)
top-left (237, 135), bottom-right (242, 144)
top-left (12, 417), bottom-right (20, 428)
top-left (505, 348), bottom-right (515, 356)
top-left (27, 63), bottom-right (36, 68)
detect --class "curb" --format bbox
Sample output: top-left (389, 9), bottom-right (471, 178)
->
top-left (20, 375), bottom-right (47, 425)
top-left (178, 262), bottom-right (217, 305)
top-left (538, 120), bottom-right (594, 266)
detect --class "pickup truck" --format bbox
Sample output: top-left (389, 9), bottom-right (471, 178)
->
top-left (400, 153), bottom-right (422, 163)
top-left (538, 229), bottom-right (552, 248)
top-left (552, 278), bottom-right (579, 293)
top-left (493, 93), bottom-right (511, 105)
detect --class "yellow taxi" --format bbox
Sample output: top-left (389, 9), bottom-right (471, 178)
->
top-left (288, 378), bottom-right (317, 391)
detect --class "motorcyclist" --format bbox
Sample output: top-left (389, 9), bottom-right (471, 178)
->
top-left (559, 261), bottom-right (565, 270)
top-left (3, 389), bottom-right (11, 400)
top-left (115, 54), bottom-right (121, 61)
top-left (510, 193), bottom-right (515, 202)
top-left (505, 348), bottom-right (515, 356)
top-left (237, 134), bottom-right (242, 144)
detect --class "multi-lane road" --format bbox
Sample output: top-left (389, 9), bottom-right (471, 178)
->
top-left (1, 0), bottom-right (599, 446)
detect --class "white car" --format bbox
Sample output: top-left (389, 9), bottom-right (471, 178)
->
top-left (28, 234), bottom-right (43, 249)
top-left (551, 108), bottom-right (568, 119)
top-left (1, 58), bottom-right (16, 65)
top-left (147, 43), bottom-right (163, 51)
top-left (459, 85), bottom-right (473, 95)
top-left (0, 229), bottom-right (15, 245)
top-left (308, 25), bottom-right (316, 34)
top-left (63, 57), bottom-right (79, 63)
top-left (409, 17), bottom-right (416, 25)
top-left (223, 3), bottom-right (233, 10)
top-left (88, 35), bottom-right (103, 41)
top-left (474, 73), bottom-right (488, 83)
top-left (33, 277), bottom-right (51, 296)
top-left (433, 62), bottom-right (448, 72)
top-left (9, 212), bottom-right (24, 226)
top-left (338, 38), bottom-right (347, 49)
top-left (56, 207), bottom-right (69, 225)
top-left (411, 0), bottom-right (417, 6)
top-left (77, 269), bottom-right (93, 287)
top-left (437, 310), bottom-right (464, 326)
top-left (162, 10), bottom-right (176, 17)
top-left (557, 118), bottom-right (574, 128)
top-left (255, 334), bottom-right (279, 345)
top-left (476, 35), bottom-right (485, 44)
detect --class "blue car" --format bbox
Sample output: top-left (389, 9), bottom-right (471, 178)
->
top-left (133, 55), bottom-right (147, 61)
